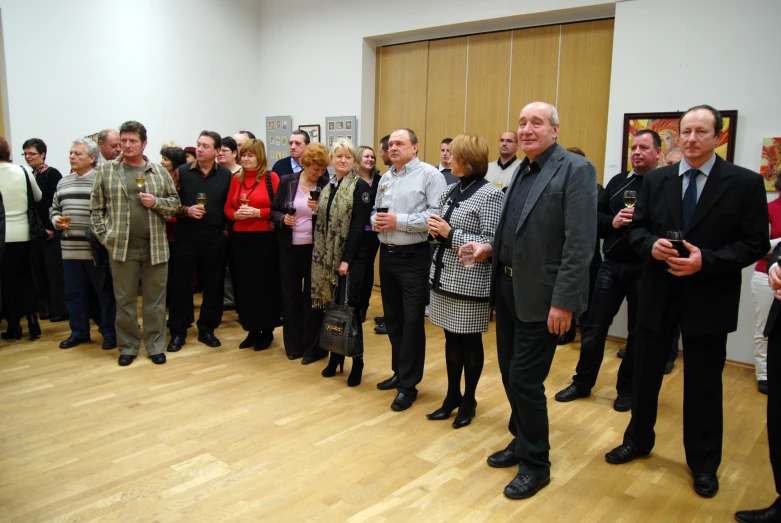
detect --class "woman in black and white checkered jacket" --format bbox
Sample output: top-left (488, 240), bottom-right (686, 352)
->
top-left (426, 134), bottom-right (504, 429)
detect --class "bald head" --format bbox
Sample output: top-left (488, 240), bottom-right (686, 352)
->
top-left (517, 101), bottom-right (560, 162)
top-left (98, 129), bottom-right (120, 160)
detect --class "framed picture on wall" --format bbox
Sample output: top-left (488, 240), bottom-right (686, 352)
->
top-left (299, 124), bottom-right (320, 143)
top-left (621, 110), bottom-right (738, 172)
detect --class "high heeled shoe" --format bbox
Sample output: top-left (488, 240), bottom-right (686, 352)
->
top-left (426, 396), bottom-right (463, 420)
top-left (1, 323), bottom-right (23, 340)
top-left (452, 401), bottom-right (477, 429)
top-left (347, 357), bottom-right (364, 387)
top-left (27, 314), bottom-right (42, 339)
top-left (239, 332), bottom-right (257, 349)
top-left (322, 353), bottom-right (344, 377)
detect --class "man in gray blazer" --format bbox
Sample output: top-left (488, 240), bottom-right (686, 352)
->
top-left (464, 101), bottom-right (597, 499)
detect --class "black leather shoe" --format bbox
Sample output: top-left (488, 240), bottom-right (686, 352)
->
top-left (102, 337), bottom-right (117, 350)
top-left (59, 336), bottom-right (90, 349)
top-left (605, 444), bottom-right (649, 464)
top-left (374, 316), bottom-right (385, 325)
top-left (239, 332), bottom-right (257, 349)
top-left (426, 397), bottom-right (462, 420)
top-left (377, 375), bottom-right (399, 390)
top-left (50, 314), bottom-right (69, 323)
top-left (452, 401), bottom-right (476, 429)
top-left (27, 314), bottom-right (42, 339)
top-left (758, 380), bottom-right (768, 395)
top-left (374, 323), bottom-right (387, 334)
top-left (487, 446), bottom-right (520, 468)
top-left (664, 359), bottom-right (675, 374)
top-left (198, 331), bottom-right (221, 347)
top-left (302, 351), bottom-right (328, 365)
top-left (287, 353), bottom-right (302, 360)
top-left (693, 472), bottom-right (719, 498)
top-left (554, 383), bottom-right (591, 402)
top-left (167, 335), bottom-right (186, 352)
top-left (1, 324), bottom-right (23, 340)
top-left (150, 353), bottom-right (166, 365)
top-left (735, 503), bottom-right (781, 523)
top-left (118, 354), bottom-right (136, 366)
top-left (253, 332), bottom-right (273, 351)
top-left (613, 394), bottom-right (631, 412)
top-left (503, 473), bottom-right (550, 500)
top-left (391, 392), bottom-right (416, 411)
top-left (617, 347), bottom-right (627, 358)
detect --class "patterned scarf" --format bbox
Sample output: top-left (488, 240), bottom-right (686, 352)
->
top-left (32, 163), bottom-right (49, 176)
top-left (311, 170), bottom-right (359, 309)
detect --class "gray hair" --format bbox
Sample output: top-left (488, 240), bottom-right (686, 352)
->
top-left (73, 137), bottom-right (100, 167)
top-left (97, 128), bottom-right (118, 143)
top-left (549, 105), bottom-right (559, 125)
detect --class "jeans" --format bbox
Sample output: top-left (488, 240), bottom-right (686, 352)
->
top-left (63, 259), bottom-right (116, 340)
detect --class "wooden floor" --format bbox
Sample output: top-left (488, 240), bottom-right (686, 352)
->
top-left (0, 291), bottom-right (774, 522)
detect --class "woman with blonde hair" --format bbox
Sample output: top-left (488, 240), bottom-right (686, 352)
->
top-left (224, 139), bottom-right (280, 350)
top-left (271, 143), bottom-right (330, 363)
top-left (312, 138), bottom-right (374, 386)
top-left (426, 133), bottom-right (504, 428)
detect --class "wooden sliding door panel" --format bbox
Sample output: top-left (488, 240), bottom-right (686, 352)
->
top-left (465, 31), bottom-right (512, 147)
top-left (557, 19), bottom-right (614, 183)
top-left (424, 37), bottom-right (467, 165)
top-left (509, 25), bottom-right (560, 129)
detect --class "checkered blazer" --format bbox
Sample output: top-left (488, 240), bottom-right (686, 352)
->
top-left (429, 181), bottom-right (504, 300)
top-left (90, 159), bottom-right (181, 265)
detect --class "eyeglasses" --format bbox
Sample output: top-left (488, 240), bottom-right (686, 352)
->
top-left (499, 139), bottom-right (517, 144)
top-left (22, 152), bottom-right (40, 157)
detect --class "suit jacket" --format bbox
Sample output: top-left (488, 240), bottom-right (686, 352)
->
top-left (272, 157), bottom-right (298, 177)
top-left (490, 143), bottom-right (598, 321)
top-left (270, 172), bottom-right (329, 248)
top-left (627, 156), bottom-right (769, 336)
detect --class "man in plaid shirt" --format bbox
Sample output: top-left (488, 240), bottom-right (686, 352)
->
top-left (90, 120), bottom-right (180, 366)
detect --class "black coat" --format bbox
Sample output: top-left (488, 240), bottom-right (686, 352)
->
top-left (33, 166), bottom-right (62, 230)
top-left (627, 156), bottom-right (769, 336)
top-left (271, 173), bottom-right (329, 248)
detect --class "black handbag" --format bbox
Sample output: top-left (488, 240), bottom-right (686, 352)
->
top-left (23, 167), bottom-right (47, 241)
top-left (319, 273), bottom-right (362, 357)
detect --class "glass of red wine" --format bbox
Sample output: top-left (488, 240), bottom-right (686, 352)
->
top-left (666, 230), bottom-right (688, 258)
top-left (310, 187), bottom-right (321, 200)
top-left (285, 201), bottom-right (296, 216)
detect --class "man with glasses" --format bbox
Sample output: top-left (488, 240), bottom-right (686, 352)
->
top-left (485, 130), bottom-right (519, 189)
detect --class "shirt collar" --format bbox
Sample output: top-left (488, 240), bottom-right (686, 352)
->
top-left (497, 156), bottom-right (518, 170)
top-left (678, 153), bottom-right (716, 177)
top-left (390, 157), bottom-right (421, 177)
top-left (291, 157), bottom-right (302, 171)
top-left (189, 160), bottom-right (219, 176)
top-left (520, 142), bottom-right (558, 172)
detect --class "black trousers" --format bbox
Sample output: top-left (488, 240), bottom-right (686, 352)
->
top-left (232, 232), bottom-right (278, 333)
top-left (30, 236), bottom-right (67, 318)
top-left (279, 244), bottom-right (325, 360)
top-left (170, 233), bottom-right (226, 336)
top-left (572, 258), bottom-right (641, 395)
top-left (495, 271), bottom-right (558, 477)
top-left (768, 318), bottom-right (781, 497)
top-left (624, 289), bottom-right (727, 474)
top-left (353, 230), bottom-right (380, 318)
top-left (379, 243), bottom-right (429, 395)
top-left (0, 242), bottom-right (36, 323)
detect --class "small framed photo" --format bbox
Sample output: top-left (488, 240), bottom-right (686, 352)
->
top-left (345, 120), bottom-right (352, 130)
top-left (298, 124), bottom-right (321, 143)
top-left (282, 136), bottom-right (287, 145)
top-left (335, 121), bottom-right (344, 131)
top-left (346, 134), bottom-right (352, 141)
top-left (276, 120), bottom-right (281, 129)
top-left (328, 122), bottom-right (335, 131)
top-left (328, 135), bottom-right (334, 147)
top-left (275, 136), bottom-right (281, 146)
top-left (267, 121), bottom-right (274, 131)
top-left (282, 120), bottom-right (288, 130)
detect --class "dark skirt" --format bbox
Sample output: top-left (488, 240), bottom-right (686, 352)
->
top-left (1, 242), bottom-right (36, 322)
top-left (232, 231), bottom-right (280, 332)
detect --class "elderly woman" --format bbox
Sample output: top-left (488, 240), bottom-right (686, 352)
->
top-left (0, 137), bottom-right (43, 339)
top-left (352, 146), bottom-right (382, 323)
top-left (312, 138), bottom-right (374, 386)
top-left (22, 137), bottom-right (67, 324)
top-left (271, 143), bottom-right (330, 363)
top-left (426, 133), bottom-right (504, 428)
top-left (224, 139), bottom-right (280, 351)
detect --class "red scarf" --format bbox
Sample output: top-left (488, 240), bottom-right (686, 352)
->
top-left (32, 163), bottom-right (49, 176)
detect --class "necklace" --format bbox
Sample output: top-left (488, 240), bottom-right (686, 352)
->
top-left (459, 179), bottom-right (477, 193)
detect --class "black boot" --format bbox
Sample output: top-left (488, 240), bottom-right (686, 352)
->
top-left (322, 353), bottom-right (345, 377)
top-left (347, 357), bottom-right (364, 387)
top-left (1, 323), bottom-right (22, 340)
top-left (27, 314), bottom-right (42, 339)
top-left (239, 332), bottom-right (257, 349)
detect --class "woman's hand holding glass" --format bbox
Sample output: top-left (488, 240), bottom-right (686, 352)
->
top-left (306, 196), bottom-right (318, 212)
top-left (234, 205), bottom-right (260, 220)
top-left (427, 215), bottom-right (451, 239)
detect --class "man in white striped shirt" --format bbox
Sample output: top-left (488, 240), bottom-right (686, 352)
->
top-left (51, 138), bottom-right (116, 350)
top-left (371, 128), bottom-right (447, 411)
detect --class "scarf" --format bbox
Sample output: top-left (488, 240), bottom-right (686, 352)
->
top-left (32, 163), bottom-right (49, 176)
top-left (311, 170), bottom-right (359, 308)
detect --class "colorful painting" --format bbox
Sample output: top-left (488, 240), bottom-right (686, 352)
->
top-left (761, 137), bottom-right (781, 191)
top-left (621, 110), bottom-right (738, 172)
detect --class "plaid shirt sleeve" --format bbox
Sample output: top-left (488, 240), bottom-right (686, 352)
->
top-left (90, 162), bottom-right (110, 245)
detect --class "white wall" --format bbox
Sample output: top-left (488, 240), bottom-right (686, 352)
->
top-left (603, 0), bottom-right (781, 363)
top-left (0, 0), bottom-right (260, 170)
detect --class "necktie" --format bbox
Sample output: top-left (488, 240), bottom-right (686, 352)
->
top-left (682, 168), bottom-right (699, 232)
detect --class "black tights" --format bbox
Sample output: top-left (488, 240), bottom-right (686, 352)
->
top-left (443, 330), bottom-right (484, 406)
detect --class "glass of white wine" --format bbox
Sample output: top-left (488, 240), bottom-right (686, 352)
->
top-left (239, 193), bottom-right (249, 207)
top-left (196, 192), bottom-right (207, 207)
top-left (134, 176), bottom-right (145, 190)
top-left (60, 214), bottom-right (71, 238)
top-left (623, 190), bottom-right (637, 208)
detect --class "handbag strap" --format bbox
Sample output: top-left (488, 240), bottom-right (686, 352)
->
top-left (22, 166), bottom-right (36, 211)
top-left (331, 272), bottom-right (351, 305)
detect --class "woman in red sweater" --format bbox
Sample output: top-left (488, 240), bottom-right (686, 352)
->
top-left (224, 139), bottom-right (280, 350)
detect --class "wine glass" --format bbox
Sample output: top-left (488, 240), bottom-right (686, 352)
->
top-left (60, 213), bottom-right (71, 238)
top-left (240, 193), bottom-right (249, 207)
top-left (666, 230), bottom-right (687, 257)
top-left (623, 190), bottom-right (637, 208)
top-left (285, 201), bottom-right (296, 216)
top-left (196, 193), bottom-right (207, 207)
top-left (461, 244), bottom-right (475, 269)
top-left (309, 187), bottom-right (321, 201)
top-left (134, 176), bottom-right (145, 190)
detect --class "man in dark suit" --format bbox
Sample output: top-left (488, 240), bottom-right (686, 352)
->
top-left (735, 247), bottom-right (781, 522)
top-left (465, 101), bottom-right (597, 499)
top-left (272, 130), bottom-right (309, 176)
top-left (605, 105), bottom-right (769, 499)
